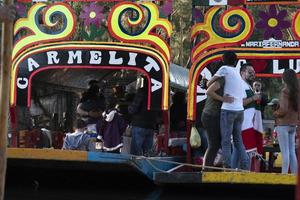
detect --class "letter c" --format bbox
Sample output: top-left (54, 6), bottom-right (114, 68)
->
top-left (17, 78), bottom-right (28, 89)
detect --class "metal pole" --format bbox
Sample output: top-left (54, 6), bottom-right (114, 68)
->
top-left (0, 0), bottom-right (14, 199)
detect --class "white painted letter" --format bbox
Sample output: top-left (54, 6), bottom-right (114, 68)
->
top-left (47, 51), bottom-right (60, 64)
top-left (144, 57), bottom-right (160, 72)
top-left (128, 52), bottom-right (137, 66)
top-left (295, 59), bottom-right (300, 73)
top-left (273, 60), bottom-right (284, 74)
top-left (68, 51), bottom-right (82, 64)
top-left (290, 59), bottom-right (300, 73)
top-left (17, 78), bottom-right (28, 89)
top-left (109, 51), bottom-right (123, 65)
top-left (151, 78), bottom-right (162, 92)
top-left (90, 51), bottom-right (102, 64)
top-left (28, 58), bottom-right (40, 72)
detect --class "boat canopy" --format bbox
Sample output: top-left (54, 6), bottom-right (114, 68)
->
top-left (32, 63), bottom-right (188, 93)
top-left (170, 63), bottom-right (189, 91)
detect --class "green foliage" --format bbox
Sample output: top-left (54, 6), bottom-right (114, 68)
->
top-left (82, 24), bottom-right (105, 41)
top-left (170, 0), bottom-right (192, 67)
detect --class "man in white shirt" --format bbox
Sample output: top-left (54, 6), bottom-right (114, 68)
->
top-left (207, 52), bottom-right (249, 170)
top-left (231, 63), bottom-right (262, 171)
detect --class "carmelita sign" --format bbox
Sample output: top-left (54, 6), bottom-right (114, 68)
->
top-left (13, 44), bottom-right (168, 109)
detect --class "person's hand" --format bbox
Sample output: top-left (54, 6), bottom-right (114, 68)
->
top-left (252, 94), bottom-right (261, 101)
top-left (223, 94), bottom-right (234, 103)
top-left (0, 5), bottom-right (16, 23)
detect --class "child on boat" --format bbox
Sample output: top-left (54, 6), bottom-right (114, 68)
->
top-left (97, 96), bottom-right (127, 153)
top-left (62, 119), bottom-right (92, 151)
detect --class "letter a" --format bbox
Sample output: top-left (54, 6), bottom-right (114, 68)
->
top-left (151, 78), bottom-right (162, 92)
top-left (28, 58), bottom-right (40, 72)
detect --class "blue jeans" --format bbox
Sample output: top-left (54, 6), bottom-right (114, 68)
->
top-left (231, 147), bottom-right (252, 169)
top-left (276, 125), bottom-right (297, 174)
top-left (130, 126), bottom-right (154, 156)
top-left (221, 110), bottom-right (249, 170)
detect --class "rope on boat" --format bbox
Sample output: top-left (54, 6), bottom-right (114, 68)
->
top-left (143, 159), bottom-right (170, 173)
top-left (132, 155), bottom-right (250, 173)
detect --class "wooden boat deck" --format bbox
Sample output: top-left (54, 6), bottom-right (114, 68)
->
top-left (7, 148), bottom-right (296, 186)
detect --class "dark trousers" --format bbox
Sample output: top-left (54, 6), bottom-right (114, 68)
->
top-left (201, 112), bottom-right (221, 170)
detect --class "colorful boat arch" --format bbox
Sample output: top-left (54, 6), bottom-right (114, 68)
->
top-left (11, 2), bottom-right (172, 111)
top-left (188, 47), bottom-right (300, 121)
top-left (188, 4), bottom-right (300, 121)
top-left (11, 42), bottom-right (169, 110)
top-left (186, 4), bottom-right (300, 162)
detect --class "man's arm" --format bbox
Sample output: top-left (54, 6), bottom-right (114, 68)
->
top-left (76, 103), bottom-right (101, 118)
top-left (77, 103), bottom-right (89, 116)
top-left (207, 75), bottom-right (220, 88)
top-left (206, 81), bottom-right (233, 103)
top-left (243, 94), bottom-right (261, 106)
top-left (207, 66), bottom-right (226, 87)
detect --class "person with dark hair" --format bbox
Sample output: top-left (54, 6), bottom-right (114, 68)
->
top-left (62, 119), bottom-right (91, 151)
top-left (207, 52), bottom-right (249, 170)
top-left (253, 80), bottom-right (269, 119)
top-left (274, 69), bottom-right (299, 174)
top-left (201, 61), bottom-right (228, 171)
top-left (97, 96), bottom-right (127, 153)
top-left (222, 51), bottom-right (237, 66)
top-left (128, 75), bottom-right (158, 156)
top-left (232, 63), bottom-right (263, 171)
top-left (77, 80), bottom-right (105, 135)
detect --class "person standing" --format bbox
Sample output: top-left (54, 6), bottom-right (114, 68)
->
top-left (253, 80), bottom-right (269, 119)
top-left (208, 52), bottom-right (249, 170)
top-left (274, 69), bottom-right (299, 174)
top-left (97, 96), bottom-right (127, 153)
top-left (128, 76), bottom-right (158, 156)
top-left (77, 80), bottom-right (105, 136)
top-left (201, 61), bottom-right (232, 171)
top-left (231, 63), bottom-right (263, 171)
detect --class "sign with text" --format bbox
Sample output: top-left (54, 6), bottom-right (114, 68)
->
top-left (245, 0), bottom-right (300, 4)
top-left (12, 43), bottom-right (169, 111)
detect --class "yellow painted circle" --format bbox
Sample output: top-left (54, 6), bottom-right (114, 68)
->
top-left (89, 11), bottom-right (96, 19)
top-left (268, 18), bottom-right (278, 28)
